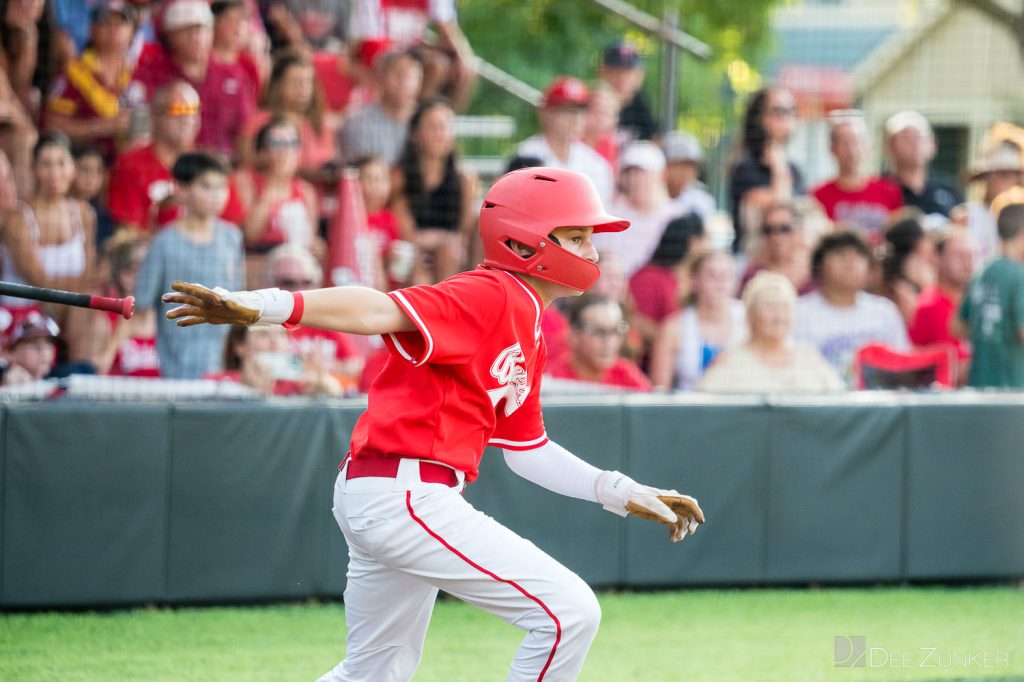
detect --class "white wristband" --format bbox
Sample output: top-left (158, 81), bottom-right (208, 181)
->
top-left (252, 288), bottom-right (295, 325)
top-left (212, 287), bottom-right (295, 325)
top-left (595, 470), bottom-right (637, 517)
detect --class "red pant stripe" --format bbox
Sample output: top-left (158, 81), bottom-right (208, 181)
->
top-left (404, 491), bottom-right (562, 681)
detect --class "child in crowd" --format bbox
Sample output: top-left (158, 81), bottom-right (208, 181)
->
top-left (354, 154), bottom-right (413, 288)
top-left (2, 312), bottom-right (60, 386)
top-left (99, 235), bottom-right (160, 377)
top-left (134, 152), bottom-right (244, 379)
top-left (71, 146), bottom-right (115, 251)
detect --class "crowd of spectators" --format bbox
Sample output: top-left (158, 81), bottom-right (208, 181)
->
top-left (0, 3), bottom-right (1023, 397)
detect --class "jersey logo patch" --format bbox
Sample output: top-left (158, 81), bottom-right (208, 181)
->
top-left (487, 343), bottom-right (530, 416)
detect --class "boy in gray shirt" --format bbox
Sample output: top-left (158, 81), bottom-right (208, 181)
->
top-left (135, 152), bottom-right (244, 379)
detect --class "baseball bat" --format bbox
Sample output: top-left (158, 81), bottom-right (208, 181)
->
top-left (0, 281), bottom-right (134, 319)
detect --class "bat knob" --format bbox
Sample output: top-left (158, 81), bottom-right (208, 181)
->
top-left (122, 296), bottom-right (135, 320)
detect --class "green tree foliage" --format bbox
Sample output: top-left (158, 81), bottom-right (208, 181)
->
top-left (458, 0), bottom-right (784, 142)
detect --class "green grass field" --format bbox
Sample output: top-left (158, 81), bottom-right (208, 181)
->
top-left (2, 586), bottom-right (1022, 681)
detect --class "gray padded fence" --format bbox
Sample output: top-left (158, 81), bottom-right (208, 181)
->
top-left (2, 394), bottom-right (1023, 608)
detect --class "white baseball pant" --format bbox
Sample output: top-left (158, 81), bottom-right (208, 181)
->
top-left (317, 459), bottom-right (601, 682)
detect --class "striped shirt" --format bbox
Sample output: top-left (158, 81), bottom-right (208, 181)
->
top-left (134, 221), bottom-right (244, 379)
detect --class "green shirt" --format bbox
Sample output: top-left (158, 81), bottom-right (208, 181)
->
top-left (960, 257), bottom-right (1024, 388)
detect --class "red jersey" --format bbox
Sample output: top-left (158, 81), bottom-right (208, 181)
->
top-left (908, 285), bottom-right (971, 361)
top-left (544, 354), bottom-right (652, 392)
top-left (108, 143), bottom-right (244, 232)
top-left (46, 49), bottom-right (133, 163)
top-left (349, 267), bottom-right (549, 481)
top-left (811, 177), bottom-right (902, 245)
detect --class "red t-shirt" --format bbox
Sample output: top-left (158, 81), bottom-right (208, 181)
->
top-left (312, 51), bottom-right (357, 113)
top-left (908, 286), bottom-right (971, 360)
top-left (590, 133), bottom-right (618, 173)
top-left (289, 325), bottom-right (359, 363)
top-left (544, 354), bottom-right (652, 392)
top-left (108, 143), bottom-right (244, 232)
top-left (348, 267), bottom-right (549, 481)
top-left (541, 306), bottom-right (569, 367)
top-left (105, 311), bottom-right (160, 377)
top-left (811, 177), bottom-right (902, 245)
top-left (368, 208), bottom-right (399, 248)
top-left (629, 264), bottom-right (679, 323)
top-left (131, 44), bottom-right (257, 157)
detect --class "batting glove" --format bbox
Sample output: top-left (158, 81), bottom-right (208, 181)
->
top-left (596, 471), bottom-right (705, 543)
top-left (163, 281), bottom-right (295, 326)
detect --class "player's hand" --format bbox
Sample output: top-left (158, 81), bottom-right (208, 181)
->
top-left (596, 471), bottom-right (705, 543)
top-left (626, 486), bottom-right (704, 543)
top-left (162, 281), bottom-right (262, 326)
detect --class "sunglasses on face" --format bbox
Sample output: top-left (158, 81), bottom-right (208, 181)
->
top-left (275, 278), bottom-right (315, 289)
top-left (163, 102), bottom-right (200, 117)
top-left (266, 138), bottom-right (301, 150)
top-left (766, 106), bottom-right (795, 118)
top-left (761, 223), bottom-right (793, 237)
top-left (577, 322), bottom-right (628, 339)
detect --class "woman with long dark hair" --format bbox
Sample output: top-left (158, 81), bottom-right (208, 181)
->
top-left (1, 130), bottom-right (105, 366)
top-left (238, 50), bottom-right (334, 176)
top-left (649, 249), bottom-right (748, 390)
top-left (876, 211), bottom-right (936, 324)
top-left (728, 86), bottom-right (804, 254)
top-left (390, 96), bottom-right (476, 285)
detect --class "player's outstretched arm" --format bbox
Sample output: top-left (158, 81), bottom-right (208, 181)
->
top-left (163, 282), bottom-right (415, 335)
top-left (503, 441), bottom-right (705, 543)
top-left (300, 287), bottom-right (416, 334)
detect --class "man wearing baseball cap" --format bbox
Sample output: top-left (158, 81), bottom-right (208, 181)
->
top-left (662, 130), bottom-right (716, 221)
top-left (515, 75), bottom-right (614, 203)
top-left (884, 110), bottom-right (963, 221)
top-left (594, 140), bottom-right (682, 278)
top-left (129, 0), bottom-right (256, 157)
top-left (599, 39), bottom-right (656, 141)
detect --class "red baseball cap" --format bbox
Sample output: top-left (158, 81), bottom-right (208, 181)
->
top-left (357, 37), bottom-right (395, 69)
top-left (4, 311), bottom-right (59, 351)
top-left (542, 76), bottom-right (589, 109)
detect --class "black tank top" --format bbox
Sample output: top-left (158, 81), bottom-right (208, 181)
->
top-left (408, 162), bottom-right (462, 233)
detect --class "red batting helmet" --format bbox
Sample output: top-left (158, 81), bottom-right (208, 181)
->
top-left (480, 167), bottom-right (629, 291)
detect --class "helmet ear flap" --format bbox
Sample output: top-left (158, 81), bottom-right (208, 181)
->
top-left (502, 237), bottom-right (538, 260)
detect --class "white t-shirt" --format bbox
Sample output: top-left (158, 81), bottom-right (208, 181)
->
top-left (515, 135), bottom-right (614, 206)
top-left (592, 196), bottom-right (683, 278)
top-left (966, 200), bottom-right (1000, 273)
top-left (793, 291), bottom-right (909, 385)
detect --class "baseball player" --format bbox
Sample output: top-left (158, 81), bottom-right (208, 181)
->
top-left (162, 167), bottom-right (704, 681)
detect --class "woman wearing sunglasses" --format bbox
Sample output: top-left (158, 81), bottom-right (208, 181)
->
top-left (739, 200), bottom-right (814, 297)
top-left (232, 116), bottom-right (321, 287)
